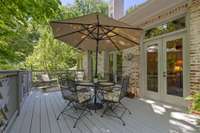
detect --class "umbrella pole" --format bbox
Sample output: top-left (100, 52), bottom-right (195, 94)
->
top-left (95, 39), bottom-right (99, 79)
top-left (93, 38), bottom-right (99, 111)
top-left (89, 37), bottom-right (103, 111)
top-left (93, 14), bottom-right (103, 111)
top-left (94, 14), bottom-right (99, 111)
top-left (95, 14), bottom-right (100, 80)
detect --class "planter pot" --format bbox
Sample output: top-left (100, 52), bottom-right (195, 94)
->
top-left (192, 112), bottom-right (200, 126)
top-left (127, 92), bottom-right (135, 98)
top-left (192, 111), bottom-right (200, 116)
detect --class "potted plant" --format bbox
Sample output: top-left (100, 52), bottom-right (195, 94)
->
top-left (186, 92), bottom-right (200, 114)
top-left (186, 92), bottom-right (200, 125)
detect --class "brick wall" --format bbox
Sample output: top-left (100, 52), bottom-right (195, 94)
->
top-left (189, 0), bottom-right (200, 93)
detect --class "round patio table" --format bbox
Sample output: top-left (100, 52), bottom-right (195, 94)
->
top-left (76, 81), bottom-right (114, 111)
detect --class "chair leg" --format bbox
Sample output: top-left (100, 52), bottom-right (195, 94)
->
top-left (57, 101), bottom-right (71, 120)
top-left (112, 109), bottom-right (126, 126)
top-left (100, 103), bottom-right (109, 117)
top-left (73, 110), bottom-right (86, 128)
top-left (87, 108), bottom-right (93, 116)
top-left (101, 103), bottom-right (126, 126)
top-left (86, 100), bottom-right (93, 116)
top-left (119, 101), bottom-right (132, 114)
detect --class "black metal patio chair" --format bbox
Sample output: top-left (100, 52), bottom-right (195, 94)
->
top-left (57, 74), bottom-right (92, 128)
top-left (100, 76), bottom-right (131, 126)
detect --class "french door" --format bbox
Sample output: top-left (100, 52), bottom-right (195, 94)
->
top-left (144, 34), bottom-right (187, 106)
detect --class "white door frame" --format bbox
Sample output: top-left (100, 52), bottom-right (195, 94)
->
top-left (141, 30), bottom-right (188, 106)
top-left (162, 33), bottom-right (187, 106)
top-left (144, 40), bottom-right (162, 100)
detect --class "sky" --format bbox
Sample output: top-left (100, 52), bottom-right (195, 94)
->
top-left (60, 0), bottom-right (147, 12)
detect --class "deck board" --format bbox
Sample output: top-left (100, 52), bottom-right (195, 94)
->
top-left (30, 92), bottom-right (41, 133)
top-left (9, 91), bottom-right (35, 133)
top-left (49, 93), bottom-right (72, 133)
top-left (53, 92), bottom-right (82, 133)
top-left (45, 93), bottom-right (61, 133)
top-left (20, 91), bottom-right (37, 133)
top-left (40, 93), bottom-right (51, 133)
top-left (9, 90), bottom-right (200, 133)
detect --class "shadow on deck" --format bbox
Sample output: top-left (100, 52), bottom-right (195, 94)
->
top-left (9, 89), bottom-right (200, 133)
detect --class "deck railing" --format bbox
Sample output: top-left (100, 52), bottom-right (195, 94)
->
top-left (0, 70), bottom-right (32, 132)
top-left (31, 69), bottom-right (85, 88)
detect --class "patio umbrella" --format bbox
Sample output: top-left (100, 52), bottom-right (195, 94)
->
top-left (50, 13), bottom-right (143, 109)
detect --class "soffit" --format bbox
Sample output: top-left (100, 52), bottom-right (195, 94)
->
top-left (121, 0), bottom-right (188, 28)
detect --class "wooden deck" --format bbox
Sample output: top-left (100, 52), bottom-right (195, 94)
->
top-left (8, 90), bottom-right (200, 133)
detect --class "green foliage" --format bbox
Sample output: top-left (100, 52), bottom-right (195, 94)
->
top-left (126, 3), bottom-right (144, 15)
top-left (145, 17), bottom-right (185, 39)
top-left (186, 92), bottom-right (200, 112)
top-left (25, 27), bottom-right (79, 70)
top-left (0, 0), bottom-right (108, 70)
top-left (74, 0), bottom-right (108, 15)
top-left (0, 0), bottom-right (62, 69)
top-left (59, 0), bottom-right (108, 19)
top-left (126, 6), bottom-right (137, 14)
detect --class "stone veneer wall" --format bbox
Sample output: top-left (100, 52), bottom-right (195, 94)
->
top-left (189, 0), bottom-right (200, 93)
top-left (122, 46), bottom-right (140, 95)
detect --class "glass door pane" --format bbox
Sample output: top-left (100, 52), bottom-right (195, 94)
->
top-left (166, 38), bottom-right (183, 97)
top-left (146, 44), bottom-right (158, 92)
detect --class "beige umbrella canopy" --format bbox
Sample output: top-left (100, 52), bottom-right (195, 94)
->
top-left (50, 13), bottom-right (143, 110)
top-left (50, 13), bottom-right (143, 51)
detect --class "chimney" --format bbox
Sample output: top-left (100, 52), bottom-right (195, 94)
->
top-left (109, 0), bottom-right (124, 19)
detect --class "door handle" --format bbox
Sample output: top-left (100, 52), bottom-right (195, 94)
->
top-left (163, 72), bottom-right (167, 77)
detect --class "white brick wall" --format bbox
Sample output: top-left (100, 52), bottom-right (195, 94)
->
top-left (189, 0), bottom-right (200, 93)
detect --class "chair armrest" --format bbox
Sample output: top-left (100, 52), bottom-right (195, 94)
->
top-left (77, 88), bottom-right (90, 93)
top-left (112, 86), bottom-right (121, 91)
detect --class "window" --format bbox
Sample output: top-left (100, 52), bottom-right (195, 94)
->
top-left (166, 38), bottom-right (183, 97)
top-left (145, 17), bottom-right (186, 39)
top-left (146, 44), bottom-right (158, 92)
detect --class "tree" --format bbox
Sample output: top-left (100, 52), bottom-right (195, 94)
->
top-left (74, 0), bottom-right (108, 16)
top-left (25, 27), bottom-right (79, 70)
top-left (25, 0), bottom-right (108, 71)
top-left (0, 0), bottom-right (108, 70)
top-left (126, 5), bottom-right (137, 14)
top-left (0, 0), bottom-right (62, 69)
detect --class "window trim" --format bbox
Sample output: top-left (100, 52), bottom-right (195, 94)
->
top-left (144, 16), bottom-right (186, 40)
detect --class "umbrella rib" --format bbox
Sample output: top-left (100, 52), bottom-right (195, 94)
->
top-left (81, 24), bottom-right (97, 40)
top-left (54, 26), bottom-right (93, 39)
top-left (99, 27), bottom-right (115, 40)
top-left (104, 27), bottom-right (139, 45)
top-left (101, 27), bottom-right (120, 51)
top-left (75, 27), bottom-right (97, 48)
top-left (51, 21), bottom-right (142, 30)
top-left (79, 31), bottom-right (96, 40)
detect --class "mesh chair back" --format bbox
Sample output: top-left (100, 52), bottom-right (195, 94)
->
top-left (67, 80), bottom-right (77, 92)
top-left (120, 76), bottom-right (129, 100)
top-left (58, 73), bottom-right (67, 86)
top-left (58, 74), bottom-right (78, 101)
